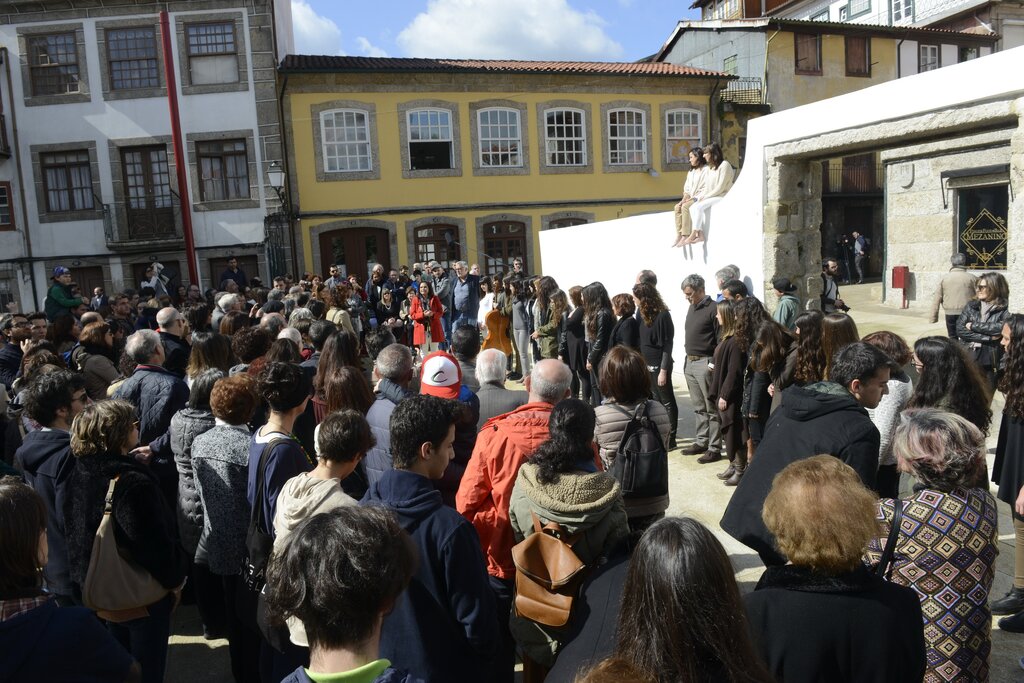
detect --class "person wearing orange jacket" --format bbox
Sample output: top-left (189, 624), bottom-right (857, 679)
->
top-left (409, 280), bottom-right (445, 357)
top-left (455, 359), bottom-right (575, 683)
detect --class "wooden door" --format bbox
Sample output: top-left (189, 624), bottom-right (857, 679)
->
top-left (208, 255), bottom-right (259, 288)
top-left (318, 228), bottom-right (390, 281)
top-left (122, 145), bottom-right (176, 239)
top-left (482, 221), bottom-right (527, 278)
top-left (71, 266), bottom-right (104, 302)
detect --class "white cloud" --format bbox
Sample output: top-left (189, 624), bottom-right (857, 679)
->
top-left (355, 36), bottom-right (389, 58)
top-left (291, 0), bottom-right (343, 55)
top-left (396, 0), bottom-right (624, 61)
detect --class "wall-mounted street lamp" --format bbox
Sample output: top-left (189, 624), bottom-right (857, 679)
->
top-left (267, 161), bottom-right (287, 205)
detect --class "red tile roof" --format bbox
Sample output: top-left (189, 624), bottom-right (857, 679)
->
top-left (279, 55), bottom-right (731, 78)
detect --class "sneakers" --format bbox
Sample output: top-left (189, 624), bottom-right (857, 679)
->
top-left (696, 452), bottom-right (723, 464)
top-left (991, 586), bottom-right (1024, 616)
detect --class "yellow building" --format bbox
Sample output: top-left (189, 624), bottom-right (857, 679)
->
top-left (278, 57), bottom-right (730, 278)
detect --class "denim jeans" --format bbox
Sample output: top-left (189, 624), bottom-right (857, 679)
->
top-left (106, 592), bottom-right (174, 683)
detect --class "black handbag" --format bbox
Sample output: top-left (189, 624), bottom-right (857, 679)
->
top-left (240, 437), bottom-right (288, 594)
top-left (875, 500), bottom-right (904, 580)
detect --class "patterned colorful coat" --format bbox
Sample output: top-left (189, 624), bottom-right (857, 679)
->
top-left (867, 487), bottom-right (999, 683)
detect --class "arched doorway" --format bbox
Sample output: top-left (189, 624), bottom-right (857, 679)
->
top-left (318, 228), bottom-right (391, 280)
top-left (482, 221), bottom-right (527, 277)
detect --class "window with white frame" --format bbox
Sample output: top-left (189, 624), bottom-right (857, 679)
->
top-left (919, 44), bottom-right (940, 72)
top-left (477, 108), bottom-right (522, 167)
top-left (665, 109), bottom-right (702, 165)
top-left (321, 110), bottom-right (372, 172)
top-left (545, 108), bottom-right (586, 166)
top-left (811, 9), bottom-right (829, 20)
top-left (185, 22), bottom-right (238, 85)
top-left (607, 109), bottom-right (646, 165)
top-left (0, 183), bottom-right (12, 230)
top-left (407, 109), bottom-right (453, 170)
top-left (892, 0), bottom-right (913, 23)
top-left (847, 0), bottom-right (871, 17)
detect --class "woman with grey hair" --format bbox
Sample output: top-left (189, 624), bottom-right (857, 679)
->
top-left (866, 408), bottom-right (998, 683)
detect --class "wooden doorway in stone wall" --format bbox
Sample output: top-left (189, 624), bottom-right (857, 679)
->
top-left (318, 228), bottom-right (391, 282)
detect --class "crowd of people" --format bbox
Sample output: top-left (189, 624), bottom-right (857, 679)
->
top-left (0, 250), bottom-right (1019, 683)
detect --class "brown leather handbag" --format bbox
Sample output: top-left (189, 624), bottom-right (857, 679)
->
top-left (82, 478), bottom-right (168, 622)
top-left (511, 511), bottom-right (587, 628)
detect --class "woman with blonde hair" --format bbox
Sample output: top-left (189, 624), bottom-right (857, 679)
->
top-left (64, 399), bottom-right (187, 683)
top-left (866, 408), bottom-right (998, 681)
top-left (745, 456), bottom-right (926, 682)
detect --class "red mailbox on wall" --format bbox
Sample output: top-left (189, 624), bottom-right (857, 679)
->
top-left (891, 265), bottom-right (910, 289)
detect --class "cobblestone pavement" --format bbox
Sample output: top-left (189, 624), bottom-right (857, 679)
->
top-left (166, 280), bottom-right (1024, 682)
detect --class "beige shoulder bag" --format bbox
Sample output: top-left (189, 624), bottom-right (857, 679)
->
top-left (82, 477), bottom-right (168, 622)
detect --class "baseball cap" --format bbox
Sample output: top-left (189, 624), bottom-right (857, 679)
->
top-left (772, 277), bottom-right (797, 294)
top-left (52, 266), bottom-right (70, 278)
top-left (419, 350), bottom-right (462, 399)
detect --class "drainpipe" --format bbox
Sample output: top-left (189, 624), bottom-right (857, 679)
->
top-left (709, 76), bottom-right (721, 145)
top-left (159, 11), bottom-right (199, 287)
top-left (2, 47), bottom-right (38, 308)
top-left (277, 73), bottom-right (299, 278)
top-left (896, 37), bottom-right (904, 78)
top-left (764, 27), bottom-right (781, 105)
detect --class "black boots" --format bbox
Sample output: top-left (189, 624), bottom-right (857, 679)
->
top-left (716, 464), bottom-right (735, 480)
top-left (999, 610), bottom-right (1024, 633)
top-left (992, 587), bottom-right (1024, 616)
top-left (725, 464), bottom-right (745, 487)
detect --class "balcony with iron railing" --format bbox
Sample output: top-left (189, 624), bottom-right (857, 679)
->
top-left (104, 189), bottom-right (185, 251)
top-left (822, 165), bottom-right (884, 195)
top-left (720, 77), bottom-right (766, 105)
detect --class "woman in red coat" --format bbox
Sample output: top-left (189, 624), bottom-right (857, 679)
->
top-left (410, 280), bottom-right (445, 356)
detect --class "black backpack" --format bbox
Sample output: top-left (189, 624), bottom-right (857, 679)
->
top-left (610, 401), bottom-right (668, 499)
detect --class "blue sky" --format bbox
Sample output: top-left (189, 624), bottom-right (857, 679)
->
top-left (290, 1), bottom-right (700, 62)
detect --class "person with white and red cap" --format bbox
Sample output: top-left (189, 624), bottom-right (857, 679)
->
top-left (419, 350), bottom-right (479, 507)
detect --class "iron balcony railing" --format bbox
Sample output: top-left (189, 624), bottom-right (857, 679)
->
top-left (720, 77), bottom-right (766, 105)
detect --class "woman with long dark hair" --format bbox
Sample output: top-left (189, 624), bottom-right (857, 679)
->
top-left (672, 146), bottom-right (708, 247)
top-left (633, 282), bottom-right (677, 448)
top-left (561, 285), bottom-right (589, 400)
top-left (820, 312), bottom-right (859, 380)
top-left (313, 330), bottom-right (361, 417)
top-left (72, 322), bottom-right (119, 400)
top-left (186, 332), bottom-right (236, 388)
top-left (509, 398), bottom-right (627, 674)
top-left (745, 320), bottom-right (795, 447)
top-left (791, 310), bottom-right (826, 386)
top-left (609, 293), bottom-right (640, 352)
top-left (957, 271), bottom-right (1009, 390)
top-left (685, 142), bottom-right (734, 244)
top-left (325, 284), bottom-right (356, 336)
top-left (600, 517), bottom-right (774, 683)
top-left (410, 279), bottom-right (445, 357)
top-left (860, 331), bottom-right (914, 498)
top-left (531, 276), bottom-right (563, 360)
top-left (988, 314), bottom-right (1024, 627)
top-left (583, 282), bottom-right (615, 406)
top-left (907, 336), bottom-right (991, 436)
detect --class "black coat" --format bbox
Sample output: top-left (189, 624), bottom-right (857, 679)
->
top-left (15, 430), bottom-right (75, 597)
top-left (609, 316), bottom-right (639, 353)
top-left (956, 299), bottom-right (1009, 370)
top-left (561, 308), bottom-right (587, 371)
top-left (0, 342), bottom-right (22, 390)
top-left (720, 382), bottom-right (880, 565)
top-left (587, 310), bottom-right (614, 368)
top-left (745, 564), bottom-right (926, 683)
top-left (159, 331), bottom-right (191, 379)
top-left (63, 453), bottom-right (188, 595)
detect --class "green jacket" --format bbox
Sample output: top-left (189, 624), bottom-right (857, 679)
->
top-left (772, 293), bottom-right (801, 331)
top-left (533, 307), bottom-right (563, 359)
top-left (44, 283), bottom-right (83, 321)
top-left (508, 462), bottom-right (628, 666)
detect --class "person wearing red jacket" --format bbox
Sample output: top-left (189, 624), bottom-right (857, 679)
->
top-left (410, 280), bottom-right (445, 357)
top-left (455, 358), bottom-right (574, 683)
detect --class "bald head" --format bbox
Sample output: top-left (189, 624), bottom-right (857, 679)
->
top-left (526, 359), bottom-right (573, 405)
top-left (80, 311), bottom-right (103, 327)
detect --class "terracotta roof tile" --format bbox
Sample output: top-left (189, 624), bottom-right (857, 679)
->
top-left (279, 55), bottom-right (731, 78)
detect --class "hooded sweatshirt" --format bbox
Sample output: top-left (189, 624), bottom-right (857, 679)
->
top-left (362, 469), bottom-right (497, 683)
top-left (273, 472), bottom-right (356, 646)
top-left (0, 597), bottom-right (135, 682)
top-left (15, 429), bottom-right (75, 597)
top-left (720, 381), bottom-right (880, 566)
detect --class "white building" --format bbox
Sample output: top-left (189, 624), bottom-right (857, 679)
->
top-left (0, 0), bottom-right (293, 312)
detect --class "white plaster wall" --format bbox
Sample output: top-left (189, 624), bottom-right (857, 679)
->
top-left (540, 46), bottom-right (1024, 367)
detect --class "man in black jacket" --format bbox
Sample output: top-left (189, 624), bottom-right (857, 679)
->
top-left (156, 307), bottom-right (190, 379)
top-left (0, 313), bottom-right (27, 391)
top-left (113, 329), bottom-right (189, 504)
top-left (14, 370), bottom-right (88, 603)
top-left (720, 341), bottom-right (892, 566)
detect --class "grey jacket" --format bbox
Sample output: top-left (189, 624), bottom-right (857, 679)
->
top-left (475, 382), bottom-right (528, 430)
top-left (192, 424), bottom-right (252, 574)
top-left (365, 379), bottom-right (413, 489)
top-left (170, 408), bottom-right (216, 555)
top-left (593, 399), bottom-right (671, 518)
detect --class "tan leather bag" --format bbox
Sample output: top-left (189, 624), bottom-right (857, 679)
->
top-left (511, 511), bottom-right (586, 628)
top-left (82, 478), bottom-right (168, 622)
